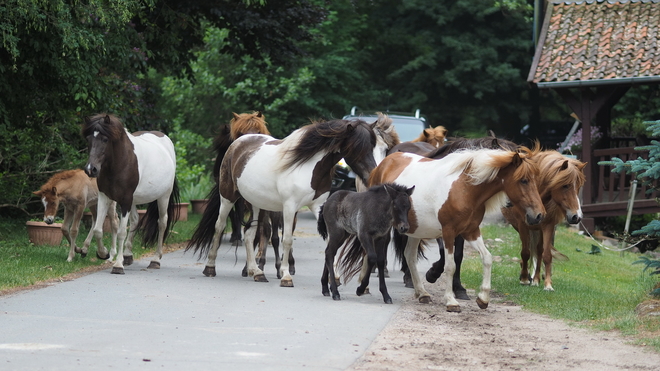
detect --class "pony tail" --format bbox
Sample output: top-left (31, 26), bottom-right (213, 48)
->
top-left (317, 205), bottom-right (328, 240)
top-left (185, 182), bottom-right (223, 258)
top-left (336, 236), bottom-right (364, 283)
top-left (142, 178), bottom-right (180, 246)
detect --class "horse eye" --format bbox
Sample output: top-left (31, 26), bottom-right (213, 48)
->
top-left (520, 179), bottom-right (529, 185)
top-left (563, 184), bottom-right (571, 189)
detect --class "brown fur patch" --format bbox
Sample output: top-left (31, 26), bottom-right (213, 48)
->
top-left (219, 136), bottom-right (269, 201)
top-left (368, 153), bottom-right (412, 187)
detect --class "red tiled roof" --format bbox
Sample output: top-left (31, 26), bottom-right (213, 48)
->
top-left (528, 0), bottom-right (660, 88)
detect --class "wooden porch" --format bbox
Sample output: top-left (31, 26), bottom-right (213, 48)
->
top-left (580, 146), bottom-right (660, 232)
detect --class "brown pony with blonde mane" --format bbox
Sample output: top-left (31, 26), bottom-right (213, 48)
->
top-left (369, 145), bottom-right (545, 312)
top-left (34, 169), bottom-right (118, 262)
top-left (502, 150), bottom-right (586, 291)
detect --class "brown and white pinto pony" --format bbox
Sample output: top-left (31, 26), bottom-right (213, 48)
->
top-left (34, 169), bottom-right (119, 262)
top-left (187, 118), bottom-right (379, 287)
top-left (502, 150), bottom-right (586, 291)
top-left (369, 146), bottom-right (546, 312)
top-left (82, 114), bottom-right (179, 275)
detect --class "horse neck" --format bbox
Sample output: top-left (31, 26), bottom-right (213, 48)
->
top-left (97, 130), bottom-right (137, 197)
top-left (463, 173), bottom-right (508, 214)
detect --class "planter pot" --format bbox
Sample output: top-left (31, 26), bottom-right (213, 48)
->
top-left (190, 199), bottom-right (209, 214)
top-left (26, 221), bottom-right (63, 246)
top-left (82, 212), bottom-right (113, 232)
top-left (175, 203), bottom-right (189, 221)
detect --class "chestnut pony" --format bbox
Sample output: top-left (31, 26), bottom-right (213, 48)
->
top-left (34, 169), bottom-right (118, 262)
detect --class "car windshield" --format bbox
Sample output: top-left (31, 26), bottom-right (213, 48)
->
top-left (344, 115), bottom-right (427, 142)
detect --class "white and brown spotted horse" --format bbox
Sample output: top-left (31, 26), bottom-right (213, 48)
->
top-left (82, 114), bottom-right (179, 275)
top-left (186, 118), bottom-right (379, 287)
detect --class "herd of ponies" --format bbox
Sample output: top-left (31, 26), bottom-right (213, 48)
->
top-left (33, 112), bottom-right (586, 312)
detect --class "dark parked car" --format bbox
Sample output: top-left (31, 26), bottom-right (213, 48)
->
top-left (331, 108), bottom-right (430, 192)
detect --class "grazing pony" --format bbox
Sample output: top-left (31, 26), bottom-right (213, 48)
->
top-left (319, 183), bottom-right (414, 303)
top-left (82, 114), bottom-right (179, 274)
top-left (369, 146), bottom-right (545, 312)
top-left (502, 150), bottom-right (586, 291)
top-left (186, 118), bottom-right (379, 287)
top-left (411, 126), bottom-right (448, 148)
top-left (33, 169), bottom-right (119, 262)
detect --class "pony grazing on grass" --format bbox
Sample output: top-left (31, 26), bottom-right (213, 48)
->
top-left (186, 118), bottom-right (379, 287)
top-left (369, 146), bottom-right (545, 312)
top-left (34, 169), bottom-right (119, 262)
top-left (82, 114), bottom-right (179, 275)
top-left (502, 150), bottom-right (586, 291)
top-left (318, 183), bottom-right (414, 304)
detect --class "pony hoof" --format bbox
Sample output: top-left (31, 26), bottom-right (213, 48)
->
top-left (404, 281), bottom-right (414, 289)
top-left (97, 252), bottom-right (110, 260)
top-left (455, 290), bottom-right (470, 300)
top-left (280, 279), bottom-right (294, 287)
top-left (147, 261), bottom-right (160, 269)
top-left (476, 297), bottom-right (489, 309)
top-left (446, 305), bottom-right (461, 313)
top-left (332, 294), bottom-right (341, 301)
top-left (419, 296), bottom-right (432, 304)
top-left (384, 297), bottom-right (393, 304)
top-left (425, 270), bottom-right (440, 284)
top-left (111, 267), bottom-right (125, 275)
top-left (254, 274), bottom-right (269, 283)
top-left (75, 247), bottom-right (83, 254)
top-left (202, 266), bottom-right (216, 277)
top-left (123, 256), bottom-right (134, 266)
top-left (335, 278), bottom-right (342, 287)
top-left (322, 291), bottom-right (330, 297)
top-left (241, 269), bottom-right (248, 277)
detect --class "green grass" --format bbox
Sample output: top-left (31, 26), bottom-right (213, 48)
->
top-left (0, 213), bottom-right (201, 292)
top-left (462, 223), bottom-right (660, 351)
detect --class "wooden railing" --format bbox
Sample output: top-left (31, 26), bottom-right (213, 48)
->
top-left (584, 146), bottom-right (660, 218)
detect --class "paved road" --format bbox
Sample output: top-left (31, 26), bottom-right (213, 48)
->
top-left (0, 210), bottom-right (432, 371)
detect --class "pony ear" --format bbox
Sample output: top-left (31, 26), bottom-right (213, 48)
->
top-left (488, 130), bottom-right (497, 138)
top-left (560, 160), bottom-right (569, 171)
top-left (491, 137), bottom-right (500, 148)
top-left (256, 111), bottom-right (263, 117)
top-left (51, 186), bottom-right (57, 195)
top-left (406, 185), bottom-right (415, 196)
top-left (232, 112), bottom-right (241, 120)
top-left (511, 153), bottom-right (523, 167)
top-left (84, 116), bottom-right (92, 125)
top-left (423, 129), bottom-right (432, 138)
top-left (104, 115), bottom-right (111, 125)
top-left (577, 162), bottom-right (587, 170)
top-left (441, 127), bottom-right (448, 136)
top-left (347, 121), bottom-right (358, 132)
top-left (33, 190), bottom-right (41, 196)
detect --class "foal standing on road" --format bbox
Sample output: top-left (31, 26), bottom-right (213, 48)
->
top-left (318, 183), bottom-right (414, 304)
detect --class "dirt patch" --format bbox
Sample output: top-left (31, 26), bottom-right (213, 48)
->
top-left (347, 280), bottom-right (660, 371)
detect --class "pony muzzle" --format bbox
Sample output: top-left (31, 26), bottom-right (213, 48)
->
top-left (566, 212), bottom-right (581, 225)
top-left (396, 223), bottom-right (410, 234)
top-left (44, 216), bottom-right (55, 225)
top-left (525, 211), bottom-right (544, 226)
top-left (84, 164), bottom-right (99, 178)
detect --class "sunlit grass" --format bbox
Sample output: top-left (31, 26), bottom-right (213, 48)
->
top-left (460, 222), bottom-right (660, 351)
top-left (0, 213), bottom-right (201, 291)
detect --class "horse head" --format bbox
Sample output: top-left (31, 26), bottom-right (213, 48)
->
top-left (500, 148), bottom-right (546, 226)
top-left (33, 186), bottom-right (59, 224)
top-left (384, 183), bottom-right (415, 234)
top-left (341, 120), bottom-right (378, 185)
top-left (543, 155), bottom-right (586, 225)
top-left (230, 111), bottom-right (270, 140)
top-left (418, 126), bottom-right (448, 148)
top-left (82, 114), bottom-right (124, 178)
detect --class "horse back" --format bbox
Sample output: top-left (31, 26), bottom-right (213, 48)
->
top-left (129, 132), bottom-right (176, 204)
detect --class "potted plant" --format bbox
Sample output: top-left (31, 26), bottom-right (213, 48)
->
top-left (26, 218), bottom-right (63, 246)
top-left (181, 173), bottom-right (213, 215)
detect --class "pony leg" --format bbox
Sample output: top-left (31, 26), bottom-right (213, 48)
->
top-left (464, 235), bottom-right (492, 310)
top-left (426, 237), bottom-right (468, 299)
top-left (146, 196), bottom-right (170, 269)
top-left (529, 230), bottom-right (542, 287)
top-left (518, 227), bottom-right (532, 285)
top-left (92, 195), bottom-right (112, 261)
top-left (541, 227), bottom-right (555, 291)
top-left (67, 205), bottom-right (85, 260)
top-left (356, 235), bottom-right (376, 298)
top-left (324, 232), bottom-right (347, 300)
top-left (62, 207), bottom-right (76, 262)
top-left (81, 204), bottom-right (98, 257)
top-left (107, 202), bottom-right (119, 262)
top-left (440, 235), bottom-right (460, 311)
top-left (203, 196), bottom-right (234, 277)
top-left (123, 206), bottom-right (138, 266)
top-left (376, 235), bottom-right (392, 304)
top-left (279, 206), bottom-right (298, 287)
top-left (403, 237), bottom-right (432, 304)
top-left (111, 210), bottom-right (131, 275)
top-left (243, 206), bottom-right (267, 282)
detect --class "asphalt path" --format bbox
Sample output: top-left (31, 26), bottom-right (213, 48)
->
top-left (0, 210), bottom-right (433, 371)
